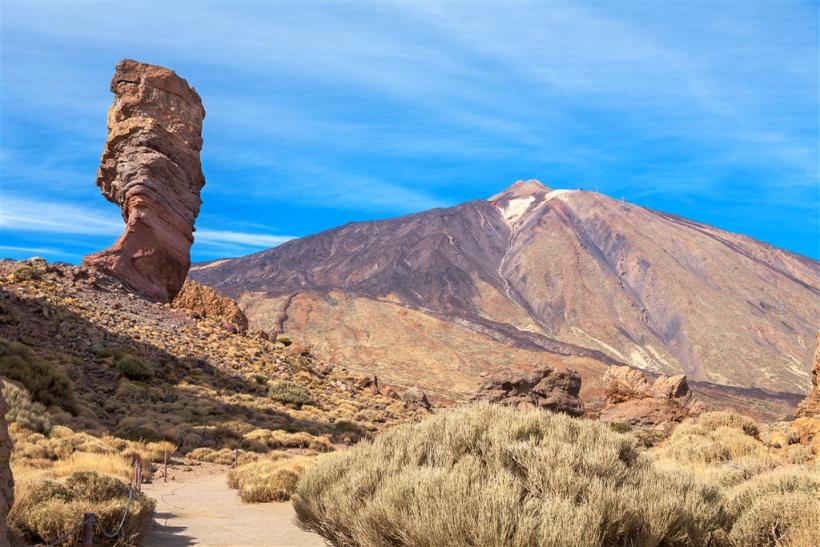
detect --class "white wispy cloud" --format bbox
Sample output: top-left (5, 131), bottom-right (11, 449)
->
top-left (1, 1), bottom-right (817, 257)
top-left (0, 196), bottom-right (294, 252)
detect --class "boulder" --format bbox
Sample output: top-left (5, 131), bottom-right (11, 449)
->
top-left (795, 334), bottom-right (820, 418)
top-left (83, 59), bottom-right (206, 303)
top-left (401, 386), bottom-right (431, 411)
top-left (599, 366), bottom-right (702, 426)
top-left (172, 280), bottom-right (248, 334)
top-left (0, 390), bottom-right (13, 547)
top-left (471, 365), bottom-right (584, 416)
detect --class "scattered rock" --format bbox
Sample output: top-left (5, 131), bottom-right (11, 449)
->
top-left (83, 59), bottom-right (206, 303)
top-left (172, 280), bottom-right (248, 334)
top-left (401, 386), bottom-right (431, 411)
top-left (0, 390), bottom-right (13, 547)
top-left (599, 366), bottom-right (703, 426)
top-left (290, 344), bottom-right (311, 356)
top-left (471, 365), bottom-right (584, 416)
top-left (795, 334), bottom-right (820, 418)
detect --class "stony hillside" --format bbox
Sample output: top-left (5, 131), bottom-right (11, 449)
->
top-left (1, 258), bottom-right (427, 457)
top-left (191, 180), bottom-right (819, 408)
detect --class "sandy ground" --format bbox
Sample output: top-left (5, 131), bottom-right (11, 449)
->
top-left (142, 463), bottom-right (325, 547)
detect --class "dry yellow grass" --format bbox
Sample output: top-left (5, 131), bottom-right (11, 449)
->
top-left (50, 451), bottom-right (131, 480)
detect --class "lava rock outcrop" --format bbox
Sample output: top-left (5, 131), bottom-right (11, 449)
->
top-left (472, 365), bottom-right (584, 416)
top-left (172, 280), bottom-right (248, 334)
top-left (599, 366), bottom-right (703, 426)
top-left (83, 59), bottom-right (206, 303)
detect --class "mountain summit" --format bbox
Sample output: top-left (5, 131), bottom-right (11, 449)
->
top-left (190, 182), bottom-right (819, 405)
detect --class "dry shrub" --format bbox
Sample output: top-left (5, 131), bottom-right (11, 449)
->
top-left (293, 403), bottom-right (726, 546)
top-left (145, 441), bottom-right (177, 462)
top-left (51, 452), bottom-right (131, 480)
top-left (187, 447), bottom-right (258, 466)
top-left (698, 411), bottom-right (760, 438)
top-left (9, 470), bottom-right (154, 546)
top-left (228, 456), bottom-right (314, 503)
top-left (241, 428), bottom-right (333, 452)
top-left (725, 469), bottom-right (820, 546)
top-left (2, 380), bottom-right (52, 434)
top-left (654, 411), bottom-right (768, 467)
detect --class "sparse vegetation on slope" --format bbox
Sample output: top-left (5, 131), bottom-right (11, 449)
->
top-left (2, 258), bottom-right (428, 542)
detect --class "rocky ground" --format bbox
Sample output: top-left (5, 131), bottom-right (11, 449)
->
top-left (1, 257), bottom-right (427, 462)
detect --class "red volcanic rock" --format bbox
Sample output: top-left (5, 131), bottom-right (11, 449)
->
top-left (83, 59), bottom-right (206, 303)
top-left (599, 365), bottom-right (702, 426)
top-left (796, 335), bottom-right (820, 418)
top-left (172, 280), bottom-right (248, 334)
top-left (472, 365), bottom-right (584, 416)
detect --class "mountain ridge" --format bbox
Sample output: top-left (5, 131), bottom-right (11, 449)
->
top-left (191, 180), bottom-right (820, 403)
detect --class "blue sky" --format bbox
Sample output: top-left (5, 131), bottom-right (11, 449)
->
top-left (1, 1), bottom-right (818, 262)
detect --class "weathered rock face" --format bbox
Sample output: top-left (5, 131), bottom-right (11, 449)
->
top-left (83, 59), bottom-right (206, 303)
top-left (796, 335), bottom-right (820, 418)
top-left (0, 391), bottom-right (13, 547)
top-left (599, 365), bottom-right (703, 426)
top-left (401, 386), bottom-right (431, 411)
top-left (172, 280), bottom-right (248, 334)
top-left (472, 365), bottom-right (584, 416)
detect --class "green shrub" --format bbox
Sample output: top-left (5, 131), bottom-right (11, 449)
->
top-left (0, 338), bottom-right (75, 410)
top-left (293, 403), bottom-right (727, 546)
top-left (2, 381), bottom-right (52, 434)
top-left (116, 354), bottom-right (154, 382)
top-left (115, 426), bottom-right (164, 443)
top-left (253, 374), bottom-right (268, 385)
top-left (11, 266), bottom-right (42, 281)
top-left (269, 380), bottom-right (313, 408)
top-left (276, 334), bottom-right (292, 346)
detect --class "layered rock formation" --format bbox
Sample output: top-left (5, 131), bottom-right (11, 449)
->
top-left (0, 390), bottom-right (13, 547)
top-left (796, 335), bottom-right (820, 418)
top-left (472, 365), bottom-right (584, 416)
top-left (172, 280), bottom-right (248, 334)
top-left (599, 366), bottom-right (703, 426)
top-left (83, 59), bottom-right (206, 303)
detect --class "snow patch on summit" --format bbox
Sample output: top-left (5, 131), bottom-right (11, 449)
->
top-left (500, 196), bottom-right (535, 225)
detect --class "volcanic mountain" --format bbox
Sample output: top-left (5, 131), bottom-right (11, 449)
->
top-left (191, 180), bottom-right (819, 409)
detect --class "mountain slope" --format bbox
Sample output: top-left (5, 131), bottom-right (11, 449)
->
top-left (191, 180), bottom-right (819, 401)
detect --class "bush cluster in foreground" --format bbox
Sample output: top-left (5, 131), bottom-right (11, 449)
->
top-left (9, 470), bottom-right (154, 546)
top-left (293, 403), bottom-right (729, 546)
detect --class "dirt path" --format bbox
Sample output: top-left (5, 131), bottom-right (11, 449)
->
top-left (142, 463), bottom-right (325, 546)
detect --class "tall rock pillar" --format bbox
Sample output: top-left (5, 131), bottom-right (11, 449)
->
top-left (83, 59), bottom-right (206, 302)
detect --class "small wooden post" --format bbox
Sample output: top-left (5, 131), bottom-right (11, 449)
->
top-left (81, 512), bottom-right (95, 546)
top-left (233, 448), bottom-right (239, 468)
top-left (163, 451), bottom-right (168, 482)
top-left (135, 459), bottom-right (143, 492)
